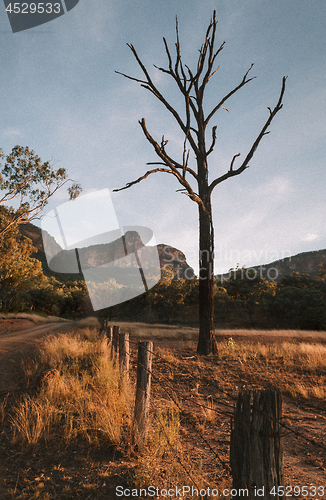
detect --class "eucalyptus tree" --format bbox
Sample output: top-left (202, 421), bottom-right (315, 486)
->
top-left (0, 145), bottom-right (81, 239)
top-left (115, 11), bottom-right (286, 354)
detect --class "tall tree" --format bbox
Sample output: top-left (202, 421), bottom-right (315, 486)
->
top-left (0, 206), bottom-right (45, 309)
top-left (114, 11), bottom-right (286, 354)
top-left (0, 145), bottom-right (81, 238)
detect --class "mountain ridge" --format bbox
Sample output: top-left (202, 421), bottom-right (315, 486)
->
top-left (19, 223), bottom-right (195, 281)
top-left (19, 222), bottom-right (326, 282)
top-left (216, 248), bottom-right (326, 281)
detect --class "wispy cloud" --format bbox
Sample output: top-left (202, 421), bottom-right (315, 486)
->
top-left (302, 233), bottom-right (319, 242)
top-left (2, 128), bottom-right (23, 139)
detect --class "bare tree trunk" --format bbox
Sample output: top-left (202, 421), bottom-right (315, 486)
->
top-left (197, 201), bottom-right (217, 355)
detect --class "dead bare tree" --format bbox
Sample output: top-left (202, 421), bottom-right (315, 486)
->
top-left (114, 11), bottom-right (286, 355)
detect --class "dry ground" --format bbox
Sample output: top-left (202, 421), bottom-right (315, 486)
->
top-left (0, 320), bottom-right (325, 499)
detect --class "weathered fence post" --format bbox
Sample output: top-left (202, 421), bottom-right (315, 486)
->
top-left (106, 325), bottom-right (113, 343)
top-left (133, 341), bottom-right (153, 449)
top-left (106, 325), bottom-right (113, 358)
top-left (230, 388), bottom-right (283, 499)
top-left (100, 317), bottom-right (109, 335)
top-left (112, 325), bottom-right (120, 356)
top-left (119, 332), bottom-right (130, 378)
top-left (107, 324), bottom-right (113, 341)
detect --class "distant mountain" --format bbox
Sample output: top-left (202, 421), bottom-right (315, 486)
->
top-left (19, 223), bottom-right (194, 282)
top-left (216, 249), bottom-right (326, 282)
top-left (18, 223), bottom-right (326, 283)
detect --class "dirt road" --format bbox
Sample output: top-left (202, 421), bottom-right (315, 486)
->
top-left (0, 321), bottom-right (75, 498)
top-left (0, 321), bottom-right (75, 395)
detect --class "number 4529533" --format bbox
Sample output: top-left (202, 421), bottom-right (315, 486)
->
top-left (5, 3), bottom-right (61, 14)
top-left (270, 485), bottom-right (325, 497)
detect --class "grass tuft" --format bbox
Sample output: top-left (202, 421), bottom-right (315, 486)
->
top-left (10, 329), bottom-right (131, 448)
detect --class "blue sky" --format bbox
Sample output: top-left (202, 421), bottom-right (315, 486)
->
top-left (1, 0), bottom-right (325, 274)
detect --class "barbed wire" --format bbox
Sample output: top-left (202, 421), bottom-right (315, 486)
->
top-left (106, 330), bottom-right (231, 479)
top-left (105, 326), bottom-right (326, 453)
top-left (126, 340), bottom-right (230, 469)
top-left (150, 401), bottom-right (203, 491)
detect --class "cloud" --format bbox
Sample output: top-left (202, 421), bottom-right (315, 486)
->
top-left (2, 128), bottom-right (23, 139)
top-left (302, 233), bottom-right (319, 242)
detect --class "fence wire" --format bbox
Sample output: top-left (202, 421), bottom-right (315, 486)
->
top-left (105, 326), bottom-right (326, 461)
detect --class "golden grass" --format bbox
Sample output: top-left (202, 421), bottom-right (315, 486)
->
top-left (213, 337), bottom-right (326, 399)
top-left (133, 401), bottom-right (229, 499)
top-left (10, 328), bottom-right (131, 448)
top-left (152, 404), bottom-right (180, 458)
top-left (154, 337), bottom-right (326, 403)
top-left (105, 322), bottom-right (326, 342)
top-left (217, 328), bottom-right (326, 339)
top-left (11, 395), bottom-right (56, 446)
top-left (283, 380), bottom-right (325, 400)
top-left (155, 346), bottom-right (180, 364)
top-left (6, 323), bottom-right (324, 497)
top-left (217, 338), bottom-right (326, 373)
top-left (75, 316), bottom-right (100, 329)
top-left (108, 321), bottom-right (199, 340)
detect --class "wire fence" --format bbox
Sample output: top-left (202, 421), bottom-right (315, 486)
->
top-left (102, 323), bottom-right (326, 494)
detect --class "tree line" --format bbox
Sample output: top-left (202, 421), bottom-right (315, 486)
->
top-left (109, 265), bottom-right (326, 331)
top-left (0, 144), bottom-right (324, 329)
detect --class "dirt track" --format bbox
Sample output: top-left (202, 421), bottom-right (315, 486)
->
top-left (0, 321), bottom-right (75, 498)
top-left (0, 321), bottom-right (74, 394)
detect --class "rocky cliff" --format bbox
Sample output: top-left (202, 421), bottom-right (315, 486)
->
top-left (19, 223), bottom-right (195, 281)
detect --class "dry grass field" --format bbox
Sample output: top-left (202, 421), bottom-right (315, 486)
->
top-left (1, 320), bottom-right (325, 498)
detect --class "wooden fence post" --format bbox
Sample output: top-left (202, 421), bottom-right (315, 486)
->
top-left (112, 325), bottom-right (120, 356)
top-left (106, 326), bottom-right (113, 359)
top-left (106, 325), bottom-right (113, 344)
top-left (230, 388), bottom-right (283, 499)
top-left (119, 332), bottom-right (130, 378)
top-left (134, 341), bottom-right (153, 449)
top-left (100, 317), bottom-right (109, 335)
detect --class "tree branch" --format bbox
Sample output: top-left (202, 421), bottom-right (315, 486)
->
top-left (114, 119), bottom-right (207, 212)
top-left (209, 76), bottom-right (287, 194)
top-left (113, 167), bottom-right (174, 192)
top-left (206, 125), bottom-right (218, 156)
top-left (115, 43), bottom-right (199, 156)
top-left (144, 137), bottom-right (198, 181)
top-left (200, 11), bottom-right (225, 90)
top-left (205, 63), bottom-right (256, 127)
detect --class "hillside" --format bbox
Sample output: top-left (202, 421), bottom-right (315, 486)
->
top-left (256, 249), bottom-right (326, 280)
top-left (216, 249), bottom-right (326, 282)
top-left (19, 223), bottom-right (194, 282)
